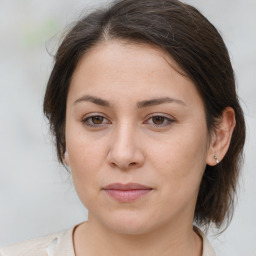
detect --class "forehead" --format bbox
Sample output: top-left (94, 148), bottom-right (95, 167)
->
top-left (69, 40), bottom-right (203, 107)
top-left (73, 40), bottom-right (185, 80)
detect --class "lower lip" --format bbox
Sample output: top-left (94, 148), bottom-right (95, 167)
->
top-left (104, 189), bottom-right (152, 202)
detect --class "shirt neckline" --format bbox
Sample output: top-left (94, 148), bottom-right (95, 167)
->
top-left (56, 224), bottom-right (215, 256)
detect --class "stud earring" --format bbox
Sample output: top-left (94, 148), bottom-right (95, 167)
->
top-left (63, 151), bottom-right (70, 167)
top-left (214, 155), bottom-right (219, 164)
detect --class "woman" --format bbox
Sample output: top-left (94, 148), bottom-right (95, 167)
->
top-left (0, 0), bottom-right (245, 255)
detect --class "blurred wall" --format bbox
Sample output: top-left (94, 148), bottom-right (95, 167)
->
top-left (0, 0), bottom-right (255, 255)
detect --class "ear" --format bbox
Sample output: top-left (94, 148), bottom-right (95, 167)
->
top-left (206, 107), bottom-right (236, 166)
top-left (64, 151), bottom-right (70, 166)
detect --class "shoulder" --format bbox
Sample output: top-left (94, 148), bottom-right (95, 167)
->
top-left (194, 226), bottom-right (216, 256)
top-left (0, 226), bottom-right (75, 256)
top-left (0, 232), bottom-right (61, 256)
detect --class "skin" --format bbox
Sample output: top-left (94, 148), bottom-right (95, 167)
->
top-left (64, 40), bottom-right (235, 256)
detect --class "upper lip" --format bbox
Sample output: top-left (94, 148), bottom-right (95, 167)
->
top-left (103, 183), bottom-right (152, 190)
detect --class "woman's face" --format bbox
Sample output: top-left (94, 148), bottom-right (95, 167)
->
top-left (65, 40), bottom-right (212, 235)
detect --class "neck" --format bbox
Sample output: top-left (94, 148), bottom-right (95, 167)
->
top-left (73, 218), bottom-right (202, 256)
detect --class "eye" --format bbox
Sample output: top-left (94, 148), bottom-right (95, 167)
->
top-left (82, 114), bottom-right (111, 127)
top-left (144, 114), bottom-right (174, 127)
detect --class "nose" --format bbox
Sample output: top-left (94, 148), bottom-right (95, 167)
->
top-left (107, 123), bottom-right (145, 170)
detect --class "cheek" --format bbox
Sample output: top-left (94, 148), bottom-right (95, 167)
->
top-left (68, 146), bottom-right (102, 209)
top-left (149, 127), bottom-right (208, 191)
top-left (66, 123), bottom-right (106, 167)
top-left (68, 143), bottom-right (102, 180)
top-left (66, 132), bottom-right (106, 197)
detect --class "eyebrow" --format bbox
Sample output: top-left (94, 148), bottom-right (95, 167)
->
top-left (137, 97), bottom-right (186, 108)
top-left (74, 95), bottom-right (111, 107)
top-left (73, 95), bottom-right (186, 108)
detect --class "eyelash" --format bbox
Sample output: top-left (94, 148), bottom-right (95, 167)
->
top-left (82, 114), bottom-right (175, 128)
top-left (82, 114), bottom-right (110, 128)
top-left (144, 114), bottom-right (175, 127)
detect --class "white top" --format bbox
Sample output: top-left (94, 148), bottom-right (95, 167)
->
top-left (0, 225), bottom-right (216, 256)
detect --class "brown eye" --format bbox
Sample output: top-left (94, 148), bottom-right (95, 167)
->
top-left (82, 115), bottom-right (110, 127)
top-left (144, 114), bottom-right (174, 127)
top-left (91, 116), bottom-right (104, 124)
top-left (152, 116), bottom-right (165, 125)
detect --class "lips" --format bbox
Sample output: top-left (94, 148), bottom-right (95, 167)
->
top-left (103, 183), bottom-right (153, 202)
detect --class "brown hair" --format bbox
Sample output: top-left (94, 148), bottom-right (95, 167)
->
top-left (44, 0), bottom-right (246, 229)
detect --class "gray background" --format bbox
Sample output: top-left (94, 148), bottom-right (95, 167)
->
top-left (0, 0), bottom-right (255, 255)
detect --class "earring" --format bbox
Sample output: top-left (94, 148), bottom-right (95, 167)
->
top-left (63, 151), bottom-right (69, 167)
top-left (214, 155), bottom-right (219, 164)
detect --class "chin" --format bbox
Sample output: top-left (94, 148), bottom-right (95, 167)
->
top-left (99, 210), bottom-right (157, 236)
